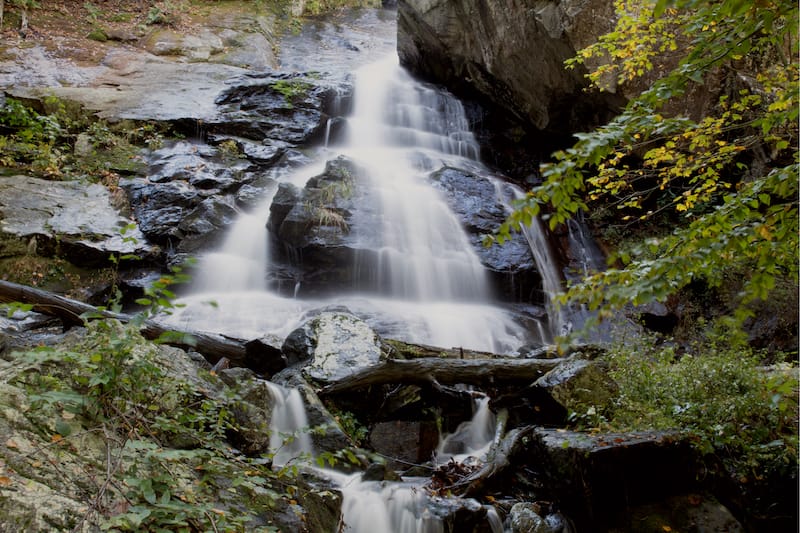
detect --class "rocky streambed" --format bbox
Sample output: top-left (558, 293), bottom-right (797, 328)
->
top-left (0, 2), bottom-right (795, 532)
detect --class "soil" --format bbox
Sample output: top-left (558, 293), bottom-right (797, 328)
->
top-left (0, 0), bottom-right (219, 65)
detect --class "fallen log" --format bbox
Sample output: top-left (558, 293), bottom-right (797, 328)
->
top-left (0, 279), bottom-right (249, 367)
top-left (319, 356), bottom-right (565, 395)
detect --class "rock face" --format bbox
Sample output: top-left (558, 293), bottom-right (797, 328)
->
top-left (429, 166), bottom-right (541, 302)
top-left (268, 156), bottom-right (383, 295)
top-left (0, 175), bottom-right (157, 266)
top-left (397, 0), bottom-right (622, 134)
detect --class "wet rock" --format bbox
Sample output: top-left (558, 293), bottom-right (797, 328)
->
top-left (176, 196), bottom-right (239, 253)
top-left (286, 311), bottom-right (384, 385)
top-left (210, 72), bottom-right (352, 145)
top-left (268, 156), bottom-right (384, 295)
top-left (524, 428), bottom-right (700, 531)
top-left (123, 178), bottom-right (200, 244)
top-left (218, 367), bottom-right (275, 455)
top-left (510, 502), bottom-right (569, 533)
top-left (271, 367), bottom-right (353, 456)
top-left (533, 357), bottom-right (618, 413)
top-left (429, 166), bottom-right (541, 302)
top-left (0, 175), bottom-right (157, 265)
top-left (369, 420), bottom-right (439, 469)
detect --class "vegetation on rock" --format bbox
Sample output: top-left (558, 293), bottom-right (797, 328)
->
top-left (493, 0), bottom-right (798, 331)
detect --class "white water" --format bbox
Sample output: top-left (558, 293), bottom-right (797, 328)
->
top-left (162, 52), bottom-right (555, 353)
top-left (334, 394), bottom-right (502, 533)
top-left (265, 381), bottom-right (314, 466)
top-left (265, 380), bottom-right (501, 532)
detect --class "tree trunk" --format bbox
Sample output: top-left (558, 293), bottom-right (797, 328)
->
top-left (1, 0), bottom-right (6, 31)
top-left (319, 356), bottom-right (564, 395)
top-left (0, 279), bottom-right (253, 367)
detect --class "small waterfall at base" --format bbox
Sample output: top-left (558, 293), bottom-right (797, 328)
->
top-left (334, 393), bottom-right (502, 533)
top-left (265, 382), bottom-right (314, 466)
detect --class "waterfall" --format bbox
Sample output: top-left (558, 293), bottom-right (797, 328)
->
top-left (333, 393), bottom-right (502, 533)
top-left (265, 381), bottom-right (314, 466)
top-left (343, 55), bottom-right (490, 302)
top-left (163, 50), bottom-right (552, 353)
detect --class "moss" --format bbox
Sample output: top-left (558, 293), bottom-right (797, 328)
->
top-left (87, 27), bottom-right (109, 42)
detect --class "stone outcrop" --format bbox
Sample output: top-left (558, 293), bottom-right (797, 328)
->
top-left (397, 0), bottom-right (623, 134)
top-left (0, 175), bottom-right (157, 266)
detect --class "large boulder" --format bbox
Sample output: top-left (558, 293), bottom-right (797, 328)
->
top-left (397, 0), bottom-right (622, 134)
top-left (268, 156), bottom-right (383, 295)
top-left (0, 175), bottom-right (157, 266)
top-left (283, 311), bottom-right (385, 385)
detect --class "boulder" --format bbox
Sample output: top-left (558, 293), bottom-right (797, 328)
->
top-left (533, 357), bottom-right (618, 413)
top-left (286, 311), bottom-right (385, 385)
top-left (268, 156), bottom-right (383, 295)
top-left (397, 0), bottom-right (623, 133)
top-left (429, 166), bottom-right (541, 302)
top-left (523, 428), bottom-right (706, 531)
top-left (0, 175), bottom-right (157, 266)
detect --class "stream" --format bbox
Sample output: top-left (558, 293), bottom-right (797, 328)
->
top-left (160, 7), bottom-right (569, 531)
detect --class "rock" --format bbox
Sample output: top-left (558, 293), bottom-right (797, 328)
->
top-left (510, 502), bottom-right (564, 533)
top-left (523, 428), bottom-right (700, 531)
top-left (218, 367), bottom-right (275, 455)
top-left (369, 420), bottom-right (439, 469)
top-left (143, 29), bottom-right (224, 60)
top-left (429, 166), bottom-right (541, 302)
top-left (268, 156), bottom-right (384, 295)
top-left (397, 0), bottom-right (623, 133)
top-left (271, 367), bottom-right (354, 457)
top-left (210, 72), bottom-right (352, 145)
top-left (106, 28), bottom-right (140, 42)
top-left (0, 175), bottom-right (157, 265)
top-left (287, 311), bottom-right (385, 385)
top-left (176, 196), bottom-right (239, 253)
top-left (618, 493), bottom-right (743, 533)
top-left (533, 357), bottom-right (618, 413)
top-left (123, 178), bottom-right (199, 245)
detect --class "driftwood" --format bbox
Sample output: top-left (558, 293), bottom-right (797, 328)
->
top-left (319, 356), bottom-right (564, 395)
top-left (0, 279), bottom-right (249, 366)
top-left (0, 280), bottom-right (564, 385)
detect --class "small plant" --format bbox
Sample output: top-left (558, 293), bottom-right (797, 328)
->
top-left (604, 324), bottom-right (798, 481)
top-left (271, 79), bottom-right (312, 108)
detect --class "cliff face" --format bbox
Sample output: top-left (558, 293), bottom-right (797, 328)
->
top-left (397, 0), bottom-right (624, 138)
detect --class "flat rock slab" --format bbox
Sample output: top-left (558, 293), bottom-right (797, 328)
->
top-left (0, 175), bottom-right (155, 263)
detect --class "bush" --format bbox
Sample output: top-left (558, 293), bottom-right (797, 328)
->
top-left (604, 327), bottom-right (798, 481)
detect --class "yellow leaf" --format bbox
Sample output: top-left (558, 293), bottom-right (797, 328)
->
top-left (662, 526), bottom-right (673, 532)
top-left (0, 476), bottom-right (12, 487)
top-left (51, 434), bottom-right (63, 443)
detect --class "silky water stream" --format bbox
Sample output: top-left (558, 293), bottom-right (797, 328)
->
top-left (163, 51), bottom-right (567, 531)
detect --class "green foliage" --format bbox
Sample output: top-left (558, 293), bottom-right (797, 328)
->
top-left (300, 0), bottom-right (380, 16)
top-left (0, 97), bottom-right (165, 179)
top-left (4, 319), bottom-right (300, 531)
top-left (604, 328), bottom-right (798, 480)
top-left (494, 0), bottom-right (799, 322)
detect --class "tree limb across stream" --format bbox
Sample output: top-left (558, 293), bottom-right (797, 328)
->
top-left (0, 279), bottom-right (247, 365)
top-left (0, 280), bottom-right (565, 387)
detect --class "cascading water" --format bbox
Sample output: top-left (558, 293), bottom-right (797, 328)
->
top-left (332, 393), bottom-right (502, 533)
top-left (265, 381), bottom-right (314, 466)
top-left (164, 51), bottom-right (556, 353)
